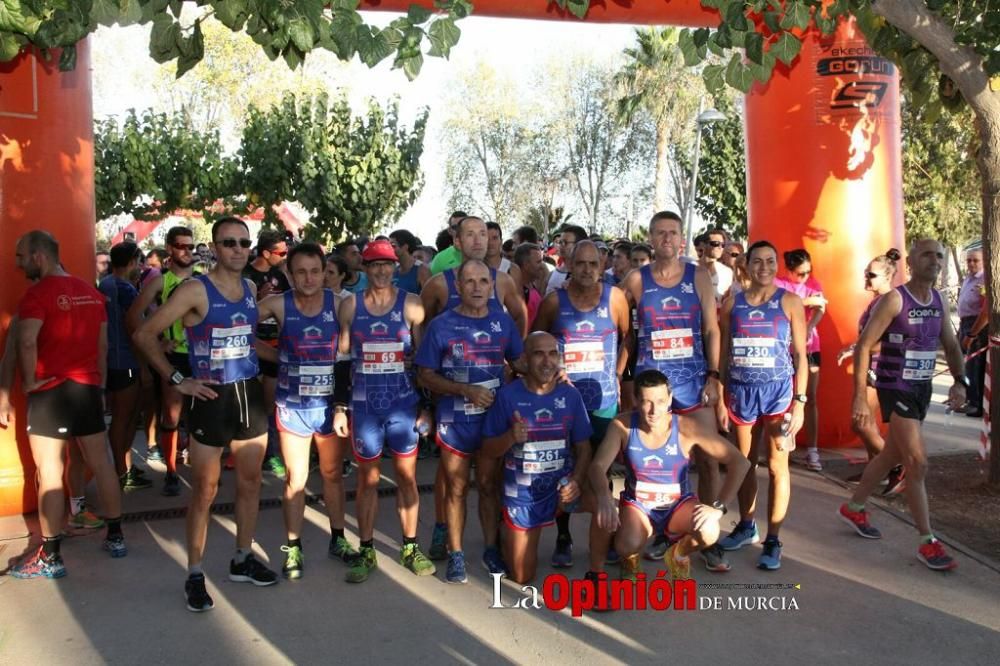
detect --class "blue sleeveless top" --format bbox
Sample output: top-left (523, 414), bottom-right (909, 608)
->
top-left (393, 264), bottom-right (421, 295)
top-left (349, 288), bottom-right (418, 412)
top-left (636, 263), bottom-right (706, 385)
top-left (622, 413), bottom-right (691, 510)
top-left (276, 289), bottom-right (338, 410)
top-left (552, 284), bottom-right (618, 412)
top-left (728, 288), bottom-right (793, 385)
top-left (874, 286), bottom-right (943, 391)
top-left (187, 275), bottom-right (259, 384)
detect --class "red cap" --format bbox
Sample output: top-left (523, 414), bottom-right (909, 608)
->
top-left (361, 239), bottom-right (398, 263)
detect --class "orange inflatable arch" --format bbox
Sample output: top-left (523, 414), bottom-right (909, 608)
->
top-left (0, 1), bottom-right (903, 515)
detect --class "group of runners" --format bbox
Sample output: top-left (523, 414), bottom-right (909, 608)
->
top-left (1, 210), bottom-right (969, 613)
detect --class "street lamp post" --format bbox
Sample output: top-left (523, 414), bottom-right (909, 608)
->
top-left (684, 107), bottom-right (726, 256)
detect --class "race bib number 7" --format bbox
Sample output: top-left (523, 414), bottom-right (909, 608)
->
top-left (651, 328), bottom-right (694, 360)
top-left (564, 341), bottom-right (605, 374)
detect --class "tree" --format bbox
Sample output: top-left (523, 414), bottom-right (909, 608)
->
top-left (553, 58), bottom-right (653, 234)
top-left (94, 108), bottom-right (239, 220)
top-left (240, 92), bottom-right (427, 242)
top-left (442, 61), bottom-right (547, 227)
top-left (901, 96), bottom-right (980, 248)
top-left (615, 27), bottom-right (703, 212)
top-left (681, 94), bottom-right (748, 238)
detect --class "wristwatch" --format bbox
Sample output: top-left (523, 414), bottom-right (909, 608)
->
top-left (705, 369), bottom-right (721, 380)
top-left (710, 500), bottom-right (728, 515)
top-left (169, 370), bottom-right (185, 386)
top-left (793, 394), bottom-right (808, 404)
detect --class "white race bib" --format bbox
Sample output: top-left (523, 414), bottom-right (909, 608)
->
top-left (210, 324), bottom-right (252, 360)
top-left (902, 350), bottom-right (936, 381)
top-left (298, 364), bottom-right (333, 396)
top-left (518, 439), bottom-right (566, 474)
top-left (459, 378), bottom-right (500, 416)
top-left (361, 342), bottom-right (404, 374)
top-left (732, 337), bottom-right (776, 368)
top-left (634, 480), bottom-right (681, 509)
top-left (564, 341), bottom-right (605, 374)
top-left (651, 328), bottom-right (694, 360)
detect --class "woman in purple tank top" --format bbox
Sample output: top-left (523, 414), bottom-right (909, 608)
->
top-left (836, 249), bottom-right (904, 493)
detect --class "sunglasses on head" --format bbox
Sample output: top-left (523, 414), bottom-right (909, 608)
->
top-left (864, 271), bottom-right (879, 280)
top-left (219, 238), bottom-right (253, 249)
top-left (708, 241), bottom-right (725, 248)
top-left (173, 243), bottom-right (196, 251)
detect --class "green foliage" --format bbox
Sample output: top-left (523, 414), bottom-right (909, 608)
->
top-left (0, 0), bottom-right (471, 80)
top-left (94, 108), bottom-right (239, 220)
top-left (901, 95), bottom-right (980, 247)
top-left (684, 95), bottom-right (748, 238)
top-left (239, 93), bottom-right (427, 242)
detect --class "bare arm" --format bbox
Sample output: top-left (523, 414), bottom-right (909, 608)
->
top-left (254, 294), bottom-right (283, 364)
top-left (98, 323), bottom-right (108, 389)
top-left (784, 292), bottom-right (809, 436)
top-left (405, 292), bottom-right (426, 355)
top-left (498, 272), bottom-right (528, 338)
top-left (852, 290), bottom-right (901, 420)
top-left (680, 417), bottom-right (749, 507)
top-left (0, 317), bottom-right (17, 391)
top-left (125, 273), bottom-right (163, 334)
top-left (16, 318), bottom-right (44, 391)
top-left (611, 288), bottom-right (631, 377)
top-left (132, 280), bottom-right (206, 381)
top-left (718, 295), bottom-right (734, 383)
top-left (939, 296), bottom-right (967, 406)
top-left (419, 274), bottom-right (446, 335)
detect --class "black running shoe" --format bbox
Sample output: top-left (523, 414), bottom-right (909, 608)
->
top-left (185, 574), bottom-right (214, 612)
top-left (229, 554), bottom-right (278, 586)
top-left (162, 473), bottom-right (181, 497)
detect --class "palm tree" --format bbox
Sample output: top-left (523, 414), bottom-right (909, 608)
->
top-left (615, 28), bottom-right (702, 213)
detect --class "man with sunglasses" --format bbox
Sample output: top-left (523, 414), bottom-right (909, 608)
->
top-left (127, 226), bottom-right (199, 497)
top-left (698, 228), bottom-right (733, 302)
top-left (721, 241), bottom-right (744, 270)
top-left (429, 211), bottom-right (469, 276)
top-left (134, 217), bottom-right (277, 612)
top-left (244, 230), bottom-right (292, 479)
top-left (544, 224), bottom-right (588, 296)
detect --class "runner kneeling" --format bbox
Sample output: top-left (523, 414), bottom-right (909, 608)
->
top-left (482, 332), bottom-right (594, 585)
top-left (591, 369), bottom-right (749, 581)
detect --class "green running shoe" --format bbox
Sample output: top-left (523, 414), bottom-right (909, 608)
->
top-left (400, 542), bottom-right (436, 577)
top-left (281, 545), bottom-right (303, 580)
top-left (345, 546), bottom-right (377, 583)
top-left (328, 535), bottom-right (359, 563)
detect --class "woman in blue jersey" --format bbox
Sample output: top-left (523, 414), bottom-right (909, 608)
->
top-left (590, 369), bottom-right (749, 582)
top-left (718, 240), bottom-right (809, 571)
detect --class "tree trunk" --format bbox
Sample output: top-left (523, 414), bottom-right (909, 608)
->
top-left (654, 120), bottom-right (670, 211)
top-left (873, 0), bottom-right (1000, 484)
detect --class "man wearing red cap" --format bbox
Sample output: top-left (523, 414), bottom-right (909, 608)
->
top-left (333, 238), bottom-right (435, 583)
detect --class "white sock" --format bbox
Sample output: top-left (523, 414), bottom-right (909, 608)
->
top-left (70, 496), bottom-right (85, 516)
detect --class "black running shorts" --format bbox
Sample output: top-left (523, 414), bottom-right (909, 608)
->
top-left (187, 378), bottom-right (268, 447)
top-left (877, 383), bottom-right (933, 423)
top-left (27, 380), bottom-right (105, 439)
top-left (106, 367), bottom-right (139, 392)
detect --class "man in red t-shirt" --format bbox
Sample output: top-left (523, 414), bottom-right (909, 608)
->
top-left (9, 231), bottom-right (126, 580)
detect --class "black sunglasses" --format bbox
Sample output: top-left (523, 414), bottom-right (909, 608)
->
top-left (172, 243), bottom-right (196, 251)
top-left (728, 251), bottom-right (742, 257)
top-left (219, 238), bottom-right (253, 249)
top-left (708, 241), bottom-right (725, 248)
top-left (864, 271), bottom-right (879, 280)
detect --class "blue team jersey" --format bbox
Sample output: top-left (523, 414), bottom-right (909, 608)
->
top-left (443, 267), bottom-right (502, 312)
top-left (551, 284), bottom-right (619, 412)
top-left (636, 263), bottom-right (707, 385)
top-left (187, 275), bottom-right (259, 384)
top-left (414, 309), bottom-right (522, 424)
top-left (393, 264), bottom-right (422, 295)
top-left (621, 413), bottom-right (691, 510)
top-left (349, 288), bottom-right (417, 413)
top-left (483, 380), bottom-right (592, 509)
top-left (276, 289), bottom-right (338, 410)
top-left (728, 288), bottom-right (793, 385)
top-left (98, 275), bottom-right (139, 371)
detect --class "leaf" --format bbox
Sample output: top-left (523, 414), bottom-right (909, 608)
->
top-left (213, 0), bottom-right (249, 31)
top-left (770, 31), bottom-right (801, 66)
top-left (745, 31), bottom-right (764, 64)
top-left (703, 63), bottom-right (725, 95)
top-left (406, 3), bottom-right (432, 24)
top-left (148, 13), bottom-right (180, 63)
top-left (724, 1), bottom-right (750, 31)
top-left (779, 1), bottom-right (811, 31)
top-left (283, 45), bottom-right (303, 70)
top-left (565, 0), bottom-right (589, 19)
top-left (678, 28), bottom-right (701, 66)
top-left (91, 0), bottom-right (120, 27)
top-left (725, 54), bottom-right (754, 93)
top-left (58, 42), bottom-right (76, 71)
top-left (399, 52), bottom-right (424, 80)
top-left (762, 10), bottom-right (781, 34)
top-left (356, 25), bottom-right (393, 67)
top-left (0, 0), bottom-right (42, 35)
top-left (427, 17), bottom-right (459, 58)
top-left (175, 19), bottom-right (204, 77)
top-left (0, 30), bottom-right (22, 60)
top-left (288, 16), bottom-right (315, 51)
top-left (118, 0), bottom-right (144, 27)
